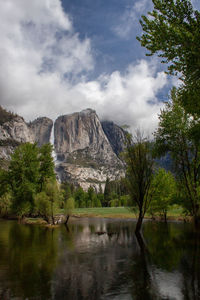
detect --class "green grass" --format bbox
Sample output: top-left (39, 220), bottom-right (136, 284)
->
top-left (70, 205), bottom-right (185, 220)
top-left (73, 207), bottom-right (136, 218)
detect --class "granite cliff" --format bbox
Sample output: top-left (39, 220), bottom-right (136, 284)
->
top-left (101, 121), bottom-right (126, 157)
top-left (28, 117), bottom-right (53, 147)
top-left (54, 109), bottom-right (125, 190)
top-left (0, 107), bottom-right (126, 190)
top-left (0, 107), bottom-right (53, 161)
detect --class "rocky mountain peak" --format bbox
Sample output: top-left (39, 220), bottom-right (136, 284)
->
top-left (101, 120), bottom-right (126, 157)
top-left (28, 117), bottom-right (53, 147)
top-left (54, 109), bottom-right (125, 189)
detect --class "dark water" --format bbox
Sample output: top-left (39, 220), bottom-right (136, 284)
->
top-left (0, 218), bottom-right (199, 300)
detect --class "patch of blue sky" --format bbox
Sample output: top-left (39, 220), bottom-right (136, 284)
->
top-left (61, 0), bottom-right (154, 78)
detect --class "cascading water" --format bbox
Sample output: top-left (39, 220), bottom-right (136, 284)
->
top-left (50, 122), bottom-right (61, 182)
top-left (50, 121), bottom-right (57, 162)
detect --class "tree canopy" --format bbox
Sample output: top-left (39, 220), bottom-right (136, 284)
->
top-left (137, 0), bottom-right (200, 114)
top-left (154, 89), bottom-right (200, 225)
top-left (8, 142), bottom-right (56, 218)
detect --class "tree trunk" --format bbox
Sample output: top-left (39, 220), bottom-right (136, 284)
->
top-left (65, 214), bottom-right (70, 225)
top-left (135, 209), bottom-right (143, 234)
top-left (194, 215), bottom-right (200, 229)
top-left (194, 204), bottom-right (200, 229)
top-left (164, 211), bottom-right (167, 223)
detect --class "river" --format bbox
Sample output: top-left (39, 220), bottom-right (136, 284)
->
top-left (0, 218), bottom-right (199, 299)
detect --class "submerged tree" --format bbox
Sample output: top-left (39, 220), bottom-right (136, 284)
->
top-left (35, 179), bottom-right (59, 225)
top-left (124, 132), bottom-right (154, 234)
top-left (154, 88), bottom-right (200, 226)
top-left (149, 168), bottom-right (176, 222)
top-left (64, 197), bottom-right (75, 225)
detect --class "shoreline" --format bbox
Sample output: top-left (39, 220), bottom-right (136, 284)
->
top-left (0, 213), bottom-right (190, 225)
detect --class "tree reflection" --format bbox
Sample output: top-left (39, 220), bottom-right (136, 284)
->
top-left (0, 219), bottom-right (199, 299)
top-left (0, 221), bottom-right (59, 299)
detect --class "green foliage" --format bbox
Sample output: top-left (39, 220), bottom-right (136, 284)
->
top-left (120, 195), bottom-right (130, 207)
top-left (154, 90), bottom-right (200, 223)
top-left (74, 187), bottom-right (86, 208)
top-left (3, 142), bottom-right (56, 218)
top-left (64, 197), bottom-right (75, 216)
top-left (9, 143), bottom-right (40, 216)
top-left (149, 168), bottom-right (176, 220)
top-left (137, 0), bottom-right (200, 115)
top-left (35, 191), bottom-right (51, 222)
top-left (0, 192), bottom-right (12, 217)
top-left (0, 168), bottom-right (10, 197)
top-left (103, 178), bottom-right (112, 206)
top-left (137, 0), bottom-right (200, 79)
top-left (35, 180), bottom-right (59, 224)
top-left (109, 199), bottom-right (120, 207)
top-left (39, 143), bottom-right (55, 191)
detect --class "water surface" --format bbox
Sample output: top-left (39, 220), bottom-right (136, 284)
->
top-left (0, 218), bottom-right (199, 299)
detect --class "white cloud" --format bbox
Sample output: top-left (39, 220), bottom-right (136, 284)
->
top-left (0, 0), bottom-right (167, 135)
top-left (113, 0), bottom-right (151, 39)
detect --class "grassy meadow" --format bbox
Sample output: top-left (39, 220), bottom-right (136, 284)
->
top-left (70, 205), bottom-right (185, 220)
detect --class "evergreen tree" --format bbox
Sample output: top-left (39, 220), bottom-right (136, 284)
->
top-left (103, 178), bottom-right (112, 206)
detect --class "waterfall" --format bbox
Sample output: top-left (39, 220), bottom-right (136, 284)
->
top-left (50, 121), bottom-right (57, 162)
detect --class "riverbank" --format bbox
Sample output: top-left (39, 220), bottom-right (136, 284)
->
top-left (1, 205), bottom-right (188, 225)
top-left (71, 206), bottom-right (187, 221)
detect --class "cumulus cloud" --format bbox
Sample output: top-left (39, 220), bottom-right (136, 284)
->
top-left (0, 0), bottom-right (167, 135)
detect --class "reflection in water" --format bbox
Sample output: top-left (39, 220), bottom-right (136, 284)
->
top-left (0, 219), bottom-right (199, 299)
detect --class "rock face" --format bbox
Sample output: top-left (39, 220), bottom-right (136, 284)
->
top-left (0, 113), bottom-right (53, 161)
top-left (54, 109), bottom-right (125, 190)
top-left (28, 117), bottom-right (53, 147)
top-left (101, 121), bottom-right (126, 157)
top-left (0, 116), bottom-right (35, 160)
top-left (0, 106), bottom-right (126, 190)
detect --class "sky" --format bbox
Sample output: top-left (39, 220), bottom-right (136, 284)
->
top-left (0, 0), bottom-right (199, 134)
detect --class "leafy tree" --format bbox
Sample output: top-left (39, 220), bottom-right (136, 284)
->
top-left (0, 193), bottom-right (12, 217)
top-left (44, 179), bottom-right (59, 225)
top-left (64, 197), bottom-right (75, 224)
top-left (7, 142), bottom-right (56, 219)
top-left (8, 143), bottom-right (40, 218)
top-left (137, 0), bottom-right (200, 114)
top-left (149, 168), bottom-right (176, 221)
top-left (0, 167), bottom-right (10, 197)
top-left (38, 143), bottom-right (55, 191)
top-left (154, 89), bottom-right (200, 225)
top-left (124, 132), bottom-right (154, 234)
top-left (34, 191), bottom-right (51, 224)
top-left (35, 179), bottom-right (60, 225)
